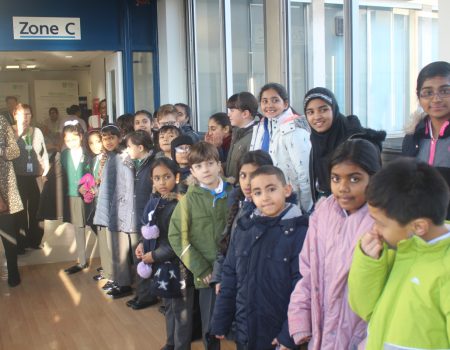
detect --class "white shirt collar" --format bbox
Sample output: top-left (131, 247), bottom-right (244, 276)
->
top-left (200, 178), bottom-right (224, 194)
top-left (427, 231), bottom-right (450, 245)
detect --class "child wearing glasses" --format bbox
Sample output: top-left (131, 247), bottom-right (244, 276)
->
top-left (402, 61), bottom-right (450, 219)
top-left (171, 134), bottom-right (194, 194)
top-left (156, 104), bottom-right (180, 129)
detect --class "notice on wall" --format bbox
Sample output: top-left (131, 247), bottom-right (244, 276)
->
top-left (34, 80), bottom-right (79, 124)
top-left (0, 82), bottom-right (29, 109)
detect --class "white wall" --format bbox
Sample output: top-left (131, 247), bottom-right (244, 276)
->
top-left (439, 0), bottom-right (450, 61)
top-left (0, 69), bottom-right (91, 123)
top-left (157, 0), bottom-right (188, 105)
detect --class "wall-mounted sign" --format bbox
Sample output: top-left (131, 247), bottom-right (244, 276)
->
top-left (13, 17), bottom-right (81, 40)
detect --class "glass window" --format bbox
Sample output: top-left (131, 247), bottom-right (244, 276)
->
top-left (133, 52), bottom-right (154, 113)
top-left (290, 1), bottom-right (308, 111)
top-left (230, 0), bottom-right (266, 97)
top-left (325, 3), bottom-right (345, 112)
top-left (358, 1), bottom-right (439, 134)
top-left (195, 0), bottom-right (227, 131)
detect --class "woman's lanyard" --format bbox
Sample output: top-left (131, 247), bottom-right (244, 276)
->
top-left (23, 129), bottom-right (34, 173)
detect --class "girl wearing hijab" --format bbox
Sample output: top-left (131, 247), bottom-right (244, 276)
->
top-left (304, 87), bottom-right (386, 202)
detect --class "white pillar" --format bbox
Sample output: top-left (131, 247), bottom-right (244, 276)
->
top-left (310, 0), bottom-right (326, 87)
top-left (438, 0), bottom-right (450, 61)
top-left (265, 0), bottom-right (287, 84)
top-left (157, 0), bottom-right (188, 104)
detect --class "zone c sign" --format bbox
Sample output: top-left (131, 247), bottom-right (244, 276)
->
top-left (13, 17), bottom-right (81, 40)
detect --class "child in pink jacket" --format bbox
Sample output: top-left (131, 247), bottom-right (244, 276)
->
top-left (288, 139), bottom-right (382, 349)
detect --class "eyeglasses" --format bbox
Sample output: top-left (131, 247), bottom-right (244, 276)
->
top-left (419, 87), bottom-right (450, 99)
top-left (175, 145), bottom-right (191, 153)
top-left (159, 121), bottom-right (177, 126)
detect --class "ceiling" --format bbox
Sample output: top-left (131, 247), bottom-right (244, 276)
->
top-left (0, 51), bottom-right (112, 72)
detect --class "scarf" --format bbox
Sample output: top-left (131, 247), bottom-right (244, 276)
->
top-left (305, 87), bottom-right (361, 195)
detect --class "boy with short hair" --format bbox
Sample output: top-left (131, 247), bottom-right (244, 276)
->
top-left (175, 103), bottom-right (201, 143)
top-left (348, 158), bottom-right (450, 349)
top-left (225, 92), bottom-right (258, 178)
top-left (155, 104), bottom-right (180, 129)
top-left (168, 141), bottom-right (233, 349)
top-left (210, 165), bottom-right (308, 350)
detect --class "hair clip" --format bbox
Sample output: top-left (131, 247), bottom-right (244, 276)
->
top-left (101, 124), bottom-right (120, 131)
top-left (64, 120), bottom-right (79, 126)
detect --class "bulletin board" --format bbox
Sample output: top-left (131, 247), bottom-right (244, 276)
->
top-left (34, 80), bottom-right (79, 124)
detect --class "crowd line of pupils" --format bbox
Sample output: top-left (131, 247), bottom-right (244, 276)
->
top-left (37, 61), bottom-right (450, 350)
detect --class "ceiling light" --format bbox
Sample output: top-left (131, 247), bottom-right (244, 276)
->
top-left (65, 55), bottom-right (73, 58)
top-left (6, 65), bottom-right (20, 69)
top-left (26, 65), bottom-right (36, 69)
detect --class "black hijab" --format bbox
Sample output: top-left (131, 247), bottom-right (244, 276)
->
top-left (304, 87), bottom-right (362, 197)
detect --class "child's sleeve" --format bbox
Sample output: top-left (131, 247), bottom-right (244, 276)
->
top-left (348, 241), bottom-right (392, 321)
top-left (168, 197), bottom-right (212, 281)
top-left (210, 231), bottom-right (238, 336)
top-left (278, 225), bottom-right (308, 349)
top-left (288, 221), bottom-right (314, 341)
top-left (287, 128), bottom-right (312, 212)
top-left (152, 202), bottom-right (177, 263)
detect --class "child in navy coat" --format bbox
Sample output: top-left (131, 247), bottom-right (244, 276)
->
top-left (210, 165), bottom-right (308, 349)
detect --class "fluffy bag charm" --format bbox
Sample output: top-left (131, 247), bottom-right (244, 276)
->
top-left (137, 261), bottom-right (152, 279)
top-left (141, 224), bottom-right (160, 240)
top-left (138, 209), bottom-right (160, 278)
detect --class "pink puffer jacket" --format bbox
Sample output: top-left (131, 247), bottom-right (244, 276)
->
top-left (288, 196), bottom-right (373, 350)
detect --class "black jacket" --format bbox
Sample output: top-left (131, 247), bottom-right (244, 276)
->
top-left (142, 193), bottom-right (195, 295)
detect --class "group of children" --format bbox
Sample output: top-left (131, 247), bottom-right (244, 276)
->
top-left (40, 61), bottom-right (450, 350)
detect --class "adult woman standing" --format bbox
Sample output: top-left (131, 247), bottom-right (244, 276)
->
top-left (0, 114), bottom-right (23, 286)
top-left (12, 103), bottom-right (49, 250)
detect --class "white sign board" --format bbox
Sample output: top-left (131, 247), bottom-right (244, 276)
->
top-left (34, 80), bottom-right (79, 124)
top-left (0, 82), bottom-right (29, 110)
top-left (13, 17), bottom-right (81, 40)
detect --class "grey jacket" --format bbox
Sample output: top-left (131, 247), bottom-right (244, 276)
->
top-left (108, 151), bottom-right (155, 233)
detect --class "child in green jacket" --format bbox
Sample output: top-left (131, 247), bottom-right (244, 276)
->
top-left (348, 159), bottom-right (450, 349)
top-left (169, 141), bottom-right (232, 350)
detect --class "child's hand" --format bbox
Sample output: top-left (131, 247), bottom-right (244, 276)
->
top-left (271, 338), bottom-right (292, 350)
top-left (79, 186), bottom-right (87, 195)
top-left (215, 335), bottom-right (225, 340)
top-left (202, 273), bottom-right (212, 285)
top-left (360, 228), bottom-right (383, 259)
top-left (142, 252), bottom-right (154, 264)
top-left (215, 283), bottom-right (221, 295)
top-left (135, 243), bottom-right (144, 259)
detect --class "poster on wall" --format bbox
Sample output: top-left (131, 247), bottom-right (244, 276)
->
top-left (0, 82), bottom-right (29, 110)
top-left (34, 80), bottom-right (79, 124)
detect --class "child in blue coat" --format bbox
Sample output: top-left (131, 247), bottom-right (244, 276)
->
top-left (211, 165), bottom-right (308, 349)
